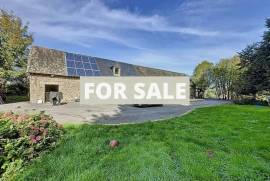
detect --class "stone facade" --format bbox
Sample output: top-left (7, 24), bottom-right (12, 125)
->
top-left (29, 74), bottom-right (80, 103)
top-left (27, 46), bottom-right (186, 103)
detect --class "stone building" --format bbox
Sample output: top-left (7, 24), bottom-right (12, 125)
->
top-left (27, 46), bottom-right (184, 103)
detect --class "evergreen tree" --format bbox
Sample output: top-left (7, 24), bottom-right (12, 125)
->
top-left (239, 19), bottom-right (270, 96)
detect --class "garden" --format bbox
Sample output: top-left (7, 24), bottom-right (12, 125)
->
top-left (0, 112), bottom-right (63, 180)
top-left (1, 104), bottom-right (269, 180)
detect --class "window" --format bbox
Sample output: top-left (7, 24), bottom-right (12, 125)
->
top-left (113, 66), bottom-right (120, 76)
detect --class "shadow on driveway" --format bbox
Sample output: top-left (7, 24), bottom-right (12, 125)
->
top-left (90, 100), bottom-right (230, 124)
top-left (0, 99), bottom-right (229, 124)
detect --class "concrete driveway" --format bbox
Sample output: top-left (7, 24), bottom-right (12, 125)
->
top-left (0, 100), bottom-right (229, 124)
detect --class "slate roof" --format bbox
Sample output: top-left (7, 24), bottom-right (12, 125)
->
top-left (27, 46), bottom-right (185, 77)
top-left (27, 46), bottom-right (66, 76)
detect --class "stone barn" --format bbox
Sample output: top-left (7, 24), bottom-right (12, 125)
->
top-left (27, 46), bottom-right (184, 103)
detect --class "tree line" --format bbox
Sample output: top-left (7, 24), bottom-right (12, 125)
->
top-left (192, 18), bottom-right (270, 101)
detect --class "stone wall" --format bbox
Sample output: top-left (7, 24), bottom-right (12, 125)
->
top-left (29, 74), bottom-right (80, 103)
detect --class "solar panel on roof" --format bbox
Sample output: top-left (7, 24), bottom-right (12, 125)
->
top-left (83, 63), bottom-right (91, 69)
top-left (91, 63), bottom-right (98, 70)
top-left (67, 60), bottom-right (75, 68)
top-left (81, 55), bottom-right (88, 62)
top-left (93, 70), bottom-right (100, 76)
top-left (89, 58), bottom-right (96, 64)
top-left (76, 69), bottom-right (85, 76)
top-left (65, 53), bottom-right (101, 77)
top-left (85, 69), bottom-right (93, 76)
top-left (74, 54), bottom-right (81, 61)
top-left (67, 68), bottom-right (76, 76)
top-left (75, 61), bottom-right (83, 69)
top-left (66, 53), bottom-right (74, 60)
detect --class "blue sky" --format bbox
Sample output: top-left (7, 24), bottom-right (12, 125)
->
top-left (1, 0), bottom-right (270, 75)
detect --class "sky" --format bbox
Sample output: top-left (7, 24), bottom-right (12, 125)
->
top-left (1, 0), bottom-right (270, 75)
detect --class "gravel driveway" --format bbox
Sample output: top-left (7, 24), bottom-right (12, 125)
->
top-left (0, 100), bottom-right (229, 124)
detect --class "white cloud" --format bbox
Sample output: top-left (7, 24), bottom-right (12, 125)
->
top-left (1, 0), bottom-right (265, 74)
top-left (1, 0), bottom-right (219, 49)
top-left (178, 0), bottom-right (233, 15)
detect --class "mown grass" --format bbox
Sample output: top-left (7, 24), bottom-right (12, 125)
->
top-left (15, 105), bottom-right (270, 180)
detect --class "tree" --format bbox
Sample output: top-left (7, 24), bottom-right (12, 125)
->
top-left (238, 44), bottom-right (259, 97)
top-left (192, 61), bottom-right (213, 98)
top-left (211, 56), bottom-right (241, 100)
top-left (239, 18), bottom-right (270, 97)
top-left (0, 10), bottom-right (33, 96)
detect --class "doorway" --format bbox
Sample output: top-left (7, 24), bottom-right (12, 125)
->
top-left (45, 84), bottom-right (59, 102)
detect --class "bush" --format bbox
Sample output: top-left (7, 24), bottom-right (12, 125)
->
top-left (6, 79), bottom-right (29, 96)
top-left (0, 112), bottom-right (63, 180)
top-left (234, 98), bottom-right (269, 106)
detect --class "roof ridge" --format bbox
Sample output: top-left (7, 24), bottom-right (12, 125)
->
top-left (30, 45), bottom-right (185, 76)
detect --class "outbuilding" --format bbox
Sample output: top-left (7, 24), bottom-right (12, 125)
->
top-left (27, 46), bottom-right (184, 103)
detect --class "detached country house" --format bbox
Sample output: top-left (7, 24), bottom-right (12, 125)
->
top-left (27, 46), bottom-right (184, 103)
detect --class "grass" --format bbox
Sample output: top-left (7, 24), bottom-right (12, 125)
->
top-left (15, 105), bottom-right (270, 180)
top-left (6, 95), bottom-right (29, 103)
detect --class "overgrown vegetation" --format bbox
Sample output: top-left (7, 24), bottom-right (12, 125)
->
top-left (12, 105), bottom-right (270, 180)
top-left (192, 56), bottom-right (241, 100)
top-left (0, 112), bottom-right (63, 180)
top-left (192, 18), bottom-right (270, 102)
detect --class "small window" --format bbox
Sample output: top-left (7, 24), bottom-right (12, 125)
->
top-left (113, 66), bottom-right (120, 76)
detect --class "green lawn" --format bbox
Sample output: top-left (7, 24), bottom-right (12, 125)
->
top-left (15, 105), bottom-right (270, 180)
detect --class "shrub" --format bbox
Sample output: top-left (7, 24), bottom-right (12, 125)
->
top-left (0, 112), bottom-right (63, 180)
top-left (234, 98), bottom-right (269, 106)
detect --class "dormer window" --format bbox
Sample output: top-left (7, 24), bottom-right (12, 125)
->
top-left (113, 66), bottom-right (121, 76)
